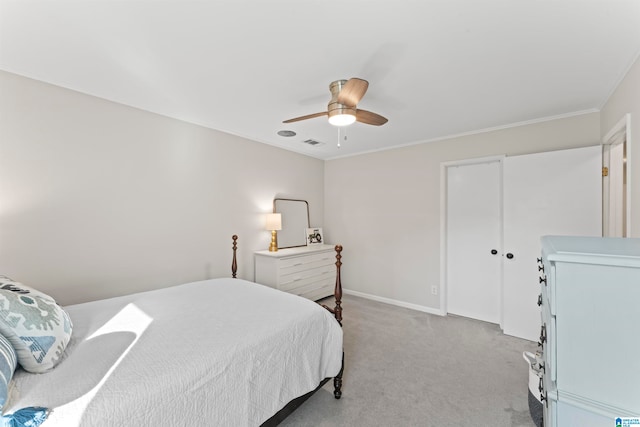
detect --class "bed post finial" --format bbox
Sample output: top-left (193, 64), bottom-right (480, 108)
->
top-left (232, 235), bottom-right (238, 278)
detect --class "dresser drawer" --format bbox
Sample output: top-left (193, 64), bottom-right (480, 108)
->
top-left (279, 265), bottom-right (334, 292)
top-left (279, 254), bottom-right (334, 276)
top-left (541, 306), bottom-right (557, 383)
top-left (286, 276), bottom-right (334, 298)
top-left (279, 251), bottom-right (334, 267)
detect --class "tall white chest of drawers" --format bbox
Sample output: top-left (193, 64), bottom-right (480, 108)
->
top-left (254, 245), bottom-right (336, 301)
top-left (539, 236), bottom-right (640, 427)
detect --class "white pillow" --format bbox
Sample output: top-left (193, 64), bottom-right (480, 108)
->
top-left (0, 277), bottom-right (72, 373)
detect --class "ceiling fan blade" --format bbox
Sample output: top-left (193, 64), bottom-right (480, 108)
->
top-left (337, 78), bottom-right (369, 107)
top-left (282, 111), bottom-right (328, 123)
top-left (356, 109), bottom-right (388, 126)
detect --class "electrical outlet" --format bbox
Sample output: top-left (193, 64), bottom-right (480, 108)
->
top-left (431, 285), bottom-right (438, 295)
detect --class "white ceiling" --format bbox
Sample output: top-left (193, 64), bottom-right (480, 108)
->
top-left (2, 1), bottom-right (639, 160)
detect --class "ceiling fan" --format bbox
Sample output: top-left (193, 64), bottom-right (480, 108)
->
top-left (283, 78), bottom-right (388, 127)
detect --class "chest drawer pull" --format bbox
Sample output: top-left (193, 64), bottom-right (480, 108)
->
top-left (539, 276), bottom-right (547, 285)
top-left (537, 294), bottom-right (542, 307)
top-left (538, 324), bottom-right (547, 347)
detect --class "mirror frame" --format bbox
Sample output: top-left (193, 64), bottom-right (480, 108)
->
top-left (273, 198), bottom-right (310, 249)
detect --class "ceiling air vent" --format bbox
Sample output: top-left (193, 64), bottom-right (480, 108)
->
top-left (302, 139), bottom-right (325, 147)
top-left (277, 130), bottom-right (296, 137)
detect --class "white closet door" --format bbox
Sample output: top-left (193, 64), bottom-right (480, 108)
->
top-left (502, 146), bottom-right (601, 341)
top-left (446, 160), bottom-right (502, 324)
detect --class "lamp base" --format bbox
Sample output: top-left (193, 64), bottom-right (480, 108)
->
top-left (269, 230), bottom-right (278, 252)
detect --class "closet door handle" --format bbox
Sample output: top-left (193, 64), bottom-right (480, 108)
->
top-left (491, 249), bottom-right (498, 255)
top-left (506, 253), bottom-right (514, 259)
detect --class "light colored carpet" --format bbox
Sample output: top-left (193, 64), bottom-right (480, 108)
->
top-left (279, 294), bottom-right (538, 427)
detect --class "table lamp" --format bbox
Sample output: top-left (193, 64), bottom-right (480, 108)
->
top-left (266, 213), bottom-right (282, 252)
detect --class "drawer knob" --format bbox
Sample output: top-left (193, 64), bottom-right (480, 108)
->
top-left (537, 294), bottom-right (542, 307)
top-left (539, 276), bottom-right (547, 285)
top-left (506, 253), bottom-right (514, 259)
top-left (538, 264), bottom-right (545, 272)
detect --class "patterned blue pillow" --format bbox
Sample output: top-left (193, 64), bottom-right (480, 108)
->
top-left (0, 333), bottom-right (17, 409)
top-left (0, 277), bottom-right (72, 373)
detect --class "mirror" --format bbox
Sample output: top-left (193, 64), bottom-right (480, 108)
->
top-left (274, 198), bottom-right (310, 249)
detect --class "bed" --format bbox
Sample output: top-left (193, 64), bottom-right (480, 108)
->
top-left (0, 235), bottom-right (344, 426)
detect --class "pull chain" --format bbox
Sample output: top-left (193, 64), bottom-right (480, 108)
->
top-left (337, 127), bottom-right (348, 148)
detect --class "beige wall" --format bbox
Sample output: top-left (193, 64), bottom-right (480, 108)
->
top-left (600, 55), bottom-right (640, 236)
top-left (324, 113), bottom-right (601, 311)
top-left (0, 71), bottom-right (325, 305)
top-left (4, 55), bottom-right (636, 312)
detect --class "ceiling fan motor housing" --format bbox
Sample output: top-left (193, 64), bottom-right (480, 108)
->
top-left (328, 80), bottom-right (356, 124)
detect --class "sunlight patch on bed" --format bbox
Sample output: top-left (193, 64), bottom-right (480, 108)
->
top-left (53, 303), bottom-right (152, 424)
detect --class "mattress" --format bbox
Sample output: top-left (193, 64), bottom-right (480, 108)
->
top-left (4, 278), bottom-right (343, 426)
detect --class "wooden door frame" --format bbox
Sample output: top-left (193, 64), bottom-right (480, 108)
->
top-left (439, 155), bottom-right (505, 323)
top-left (602, 113), bottom-right (631, 237)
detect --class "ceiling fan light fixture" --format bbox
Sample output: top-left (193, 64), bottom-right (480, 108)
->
top-left (328, 103), bottom-right (356, 126)
top-left (328, 112), bottom-right (356, 126)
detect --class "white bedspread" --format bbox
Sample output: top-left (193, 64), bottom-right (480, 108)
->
top-left (5, 278), bottom-right (343, 426)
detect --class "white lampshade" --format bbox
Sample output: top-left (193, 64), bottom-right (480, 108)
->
top-left (265, 213), bottom-right (282, 231)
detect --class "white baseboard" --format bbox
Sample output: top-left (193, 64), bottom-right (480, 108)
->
top-left (343, 289), bottom-right (445, 316)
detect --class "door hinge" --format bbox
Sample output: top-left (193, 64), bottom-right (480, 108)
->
top-left (602, 166), bottom-right (609, 177)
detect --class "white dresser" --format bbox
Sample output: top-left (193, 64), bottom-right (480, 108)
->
top-left (539, 236), bottom-right (640, 427)
top-left (254, 245), bottom-right (336, 301)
